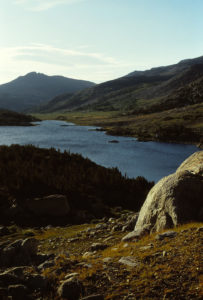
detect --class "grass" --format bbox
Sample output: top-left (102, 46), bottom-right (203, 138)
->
top-left (17, 221), bottom-right (202, 299)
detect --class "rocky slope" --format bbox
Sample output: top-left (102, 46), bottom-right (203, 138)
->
top-left (0, 217), bottom-right (202, 299)
top-left (40, 56), bottom-right (203, 113)
top-left (0, 150), bottom-right (202, 299)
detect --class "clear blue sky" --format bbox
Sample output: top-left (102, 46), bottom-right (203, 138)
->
top-left (1, 0), bottom-right (203, 84)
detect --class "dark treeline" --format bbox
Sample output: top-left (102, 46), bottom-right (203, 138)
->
top-left (0, 145), bottom-right (153, 216)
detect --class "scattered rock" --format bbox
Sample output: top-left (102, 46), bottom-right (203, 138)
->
top-left (102, 257), bottom-right (112, 263)
top-left (119, 256), bottom-right (139, 268)
top-left (122, 214), bottom-right (139, 232)
top-left (38, 260), bottom-right (55, 270)
top-left (0, 271), bottom-right (19, 286)
top-left (196, 226), bottom-right (203, 233)
top-left (0, 226), bottom-right (9, 236)
top-left (8, 284), bottom-right (28, 300)
top-left (64, 273), bottom-right (79, 280)
top-left (155, 231), bottom-right (177, 240)
top-left (80, 294), bottom-right (104, 300)
top-left (122, 226), bottom-right (149, 241)
top-left (90, 243), bottom-right (108, 251)
top-left (140, 243), bottom-right (154, 251)
top-left (57, 277), bottom-right (83, 300)
top-left (26, 274), bottom-right (47, 291)
top-left (82, 252), bottom-right (94, 258)
top-left (0, 238), bottom-right (39, 267)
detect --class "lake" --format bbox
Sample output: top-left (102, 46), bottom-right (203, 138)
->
top-left (0, 120), bottom-right (199, 182)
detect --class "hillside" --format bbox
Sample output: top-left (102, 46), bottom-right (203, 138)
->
top-left (0, 72), bottom-right (95, 112)
top-left (0, 145), bottom-right (153, 227)
top-left (41, 55), bottom-right (203, 113)
top-left (0, 109), bottom-right (38, 126)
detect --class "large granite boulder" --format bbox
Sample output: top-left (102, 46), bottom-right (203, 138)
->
top-left (123, 151), bottom-right (203, 241)
top-left (26, 194), bottom-right (70, 217)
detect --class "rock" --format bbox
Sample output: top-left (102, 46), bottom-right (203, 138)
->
top-left (82, 252), bottom-right (94, 258)
top-left (0, 238), bottom-right (39, 267)
top-left (122, 214), bottom-right (139, 232)
top-left (122, 226), bottom-right (149, 241)
top-left (176, 151), bottom-right (203, 175)
top-left (196, 226), bottom-right (203, 233)
top-left (90, 243), bottom-right (108, 251)
top-left (21, 237), bottom-right (38, 255)
top-left (26, 274), bottom-right (47, 291)
top-left (119, 256), bottom-right (139, 268)
top-left (111, 224), bottom-right (122, 232)
top-left (102, 257), bottom-right (112, 263)
top-left (0, 271), bottom-right (19, 286)
top-left (64, 273), bottom-right (79, 280)
top-left (8, 284), bottom-right (28, 300)
top-left (80, 294), bottom-right (104, 300)
top-left (155, 231), bottom-right (177, 240)
top-left (108, 140), bottom-right (119, 143)
top-left (26, 194), bottom-right (70, 217)
top-left (0, 226), bottom-right (9, 236)
top-left (0, 288), bottom-right (7, 298)
top-left (57, 277), bottom-right (83, 300)
top-left (95, 224), bottom-right (107, 230)
top-left (124, 151), bottom-right (203, 238)
top-left (38, 260), bottom-right (55, 270)
top-left (140, 243), bottom-right (154, 251)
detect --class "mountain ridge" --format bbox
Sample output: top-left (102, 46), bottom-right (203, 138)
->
top-left (39, 55), bottom-right (203, 113)
top-left (0, 72), bottom-right (95, 112)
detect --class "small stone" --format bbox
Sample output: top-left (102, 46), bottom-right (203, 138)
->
top-left (80, 294), bottom-right (104, 300)
top-left (155, 231), bottom-right (177, 240)
top-left (57, 277), bottom-right (83, 300)
top-left (90, 243), bottom-right (108, 251)
top-left (102, 257), bottom-right (112, 263)
top-left (111, 224), bottom-right (122, 232)
top-left (69, 237), bottom-right (79, 243)
top-left (119, 256), bottom-right (139, 268)
top-left (82, 252), bottom-right (93, 258)
top-left (103, 236), bottom-right (112, 242)
top-left (0, 226), bottom-right (10, 236)
top-left (64, 273), bottom-right (79, 279)
top-left (196, 226), bottom-right (203, 233)
top-left (140, 243), bottom-right (154, 251)
top-left (38, 260), bottom-right (55, 270)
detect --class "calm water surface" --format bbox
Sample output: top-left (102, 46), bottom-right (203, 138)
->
top-left (0, 120), bottom-right (199, 182)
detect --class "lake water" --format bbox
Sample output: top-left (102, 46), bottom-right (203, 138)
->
top-left (0, 120), bottom-right (199, 182)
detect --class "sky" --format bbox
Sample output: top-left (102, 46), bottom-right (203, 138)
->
top-left (1, 0), bottom-right (203, 84)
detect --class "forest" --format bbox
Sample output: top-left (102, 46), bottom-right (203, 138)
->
top-left (0, 145), bottom-right (153, 225)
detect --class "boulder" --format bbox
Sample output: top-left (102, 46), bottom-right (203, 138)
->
top-left (8, 284), bottom-right (28, 300)
top-left (26, 194), bottom-right (70, 217)
top-left (123, 151), bottom-right (203, 240)
top-left (0, 238), bottom-right (39, 267)
top-left (57, 277), bottom-right (83, 300)
top-left (81, 295), bottom-right (104, 300)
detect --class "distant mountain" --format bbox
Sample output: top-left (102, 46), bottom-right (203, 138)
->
top-left (42, 56), bottom-right (203, 113)
top-left (0, 72), bottom-right (95, 112)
